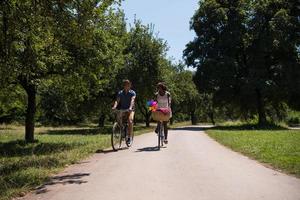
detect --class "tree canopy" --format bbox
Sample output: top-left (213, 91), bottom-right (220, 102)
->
top-left (1, 0), bottom-right (298, 142)
top-left (184, 0), bottom-right (300, 124)
top-left (0, 0), bottom-right (203, 142)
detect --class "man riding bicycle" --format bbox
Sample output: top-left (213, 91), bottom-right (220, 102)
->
top-left (112, 80), bottom-right (136, 144)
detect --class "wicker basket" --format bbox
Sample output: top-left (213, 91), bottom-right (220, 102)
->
top-left (151, 111), bottom-right (171, 122)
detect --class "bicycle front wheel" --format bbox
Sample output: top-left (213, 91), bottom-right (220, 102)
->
top-left (112, 122), bottom-right (122, 151)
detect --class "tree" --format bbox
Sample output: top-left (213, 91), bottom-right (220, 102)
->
top-left (38, 8), bottom-right (128, 126)
top-left (120, 21), bottom-right (169, 127)
top-left (184, 0), bottom-right (300, 125)
top-left (170, 69), bottom-right (201, 125)
top-left (0, 0), bottom-right (121, 142)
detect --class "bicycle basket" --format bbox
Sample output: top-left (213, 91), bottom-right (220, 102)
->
top-left (151, 110), bottom-right (171, 122)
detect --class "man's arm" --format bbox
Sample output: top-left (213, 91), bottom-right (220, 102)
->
top-left (112, 97), bottom-right (120, 110)
top-left (129, 96), bottom-right (136, 111)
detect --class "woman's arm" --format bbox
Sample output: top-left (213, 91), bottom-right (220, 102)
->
top-left (168, 93), bottom-right (172, 108)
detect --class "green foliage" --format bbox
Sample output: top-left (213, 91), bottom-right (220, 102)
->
top-left (117, 21), bottom-right (169, 126)
top-left (286, 110), bottom-right (300, 126)
top-left (0, 86), bottom-right (26, 123)
top-left (184, 0), bottom-right (300, 124)
top-left (0, 0), bottom-right (126, 140)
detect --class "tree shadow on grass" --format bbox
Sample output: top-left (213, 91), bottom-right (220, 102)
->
top-left (0, 140), bottom-right (74, 157)
top-left (171, 127), bottom-right (204, 131)
top-left (35, 173), bottom-right (90, 194)
top-left (43, 125), bottom-right (151, 136)
top-left (203, 123), bottom-right (288, 131)
top-left (44, 127), bottom-right (111, 135)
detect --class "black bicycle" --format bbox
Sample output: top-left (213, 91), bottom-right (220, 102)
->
top-left (111, 109), bottom-right (134, 151)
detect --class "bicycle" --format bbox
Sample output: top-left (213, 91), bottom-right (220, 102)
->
top-left (111, 109), bottom-right (134, 151)
top-left (152, 110), bottom-right (170, 150)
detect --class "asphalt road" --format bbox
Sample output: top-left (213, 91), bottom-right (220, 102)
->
top-left (22, 126), bottom-right (300, 200)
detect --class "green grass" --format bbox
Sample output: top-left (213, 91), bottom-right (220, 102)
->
top-left (0, 124), bottom-right (154, 200)
top-left (206, 125), bottom-right (300, 177)
top-left (0, 121), bottom-right (189, 200)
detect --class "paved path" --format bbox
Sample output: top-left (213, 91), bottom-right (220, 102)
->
top-left (23, 126), bottom-right (300, 200)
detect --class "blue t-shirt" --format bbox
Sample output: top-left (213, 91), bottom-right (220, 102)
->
top-left (117, 90), bottom-right (136, 110)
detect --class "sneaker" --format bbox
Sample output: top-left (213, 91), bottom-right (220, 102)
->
top-left (126, 137), bottom-right (132, 144)
top-left (164, 140), bottom-right (168, 144)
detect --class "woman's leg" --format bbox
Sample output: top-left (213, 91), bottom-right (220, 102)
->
top-left (155, 122), bottom-right (160, 133)
top-left (163, 121), bottom-right (168, 140)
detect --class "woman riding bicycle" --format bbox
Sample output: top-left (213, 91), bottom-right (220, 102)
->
top-left (155, 82), bottom-right (172, 144)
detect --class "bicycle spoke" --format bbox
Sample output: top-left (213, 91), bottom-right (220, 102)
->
top-left (112, 123), bottom-right (122, 151)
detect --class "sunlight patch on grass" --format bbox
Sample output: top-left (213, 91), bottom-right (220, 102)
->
top-left (207, 128), bottom-right (300, 177)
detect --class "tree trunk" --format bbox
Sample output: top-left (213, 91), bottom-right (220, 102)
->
top-left (256, 88), bottom-right (267, 125)
top-left (134, 117), bottom-right (137, 125)
top-left (98, 114), bottom-right (105, 127)
top-left (170, 117), bottom-right (174, 125)
top-left (136, 100), bottom-right (150, 127)
top-left (209, 112), bottom-right (215, 125)
top-left (24, 84), bottom-right (36, 143)
top-left (145, 112), bottom-right (150, 127)
top-left (191, 111), bottom-right (197, 125)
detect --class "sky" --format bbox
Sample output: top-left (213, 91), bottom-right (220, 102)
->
top-left (121, 0), bottom-right (199, 63)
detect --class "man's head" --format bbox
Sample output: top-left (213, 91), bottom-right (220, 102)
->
top-left (123, 79), bottom-right (131, 91)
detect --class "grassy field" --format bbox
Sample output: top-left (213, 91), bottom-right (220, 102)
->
top-left (0, 122), bottom-right (189, 200)
top-left (206, 124), bottom-right (300, 177)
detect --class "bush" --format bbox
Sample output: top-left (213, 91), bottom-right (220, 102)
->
top-left (288, 117), bottom-right (300, 126)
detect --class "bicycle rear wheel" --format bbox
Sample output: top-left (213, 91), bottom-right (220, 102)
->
top-left (112, 122), bottom-right (122, 151)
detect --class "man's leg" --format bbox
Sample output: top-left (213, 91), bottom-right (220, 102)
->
top-left (128, 112), bottom-right (135, 137)
top-left (116, 112), bottom-right (123, 125)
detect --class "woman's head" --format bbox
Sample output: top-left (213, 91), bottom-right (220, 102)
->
top-left (157, 82), bottom-right (167, 93)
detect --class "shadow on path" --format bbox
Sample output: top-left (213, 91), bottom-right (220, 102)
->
top-left (135, 146), bottom-right (166, 152)
top-left (96, 147), bottom-right (128, 154)
top-left (35, 173), bottom-right (90, 194)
